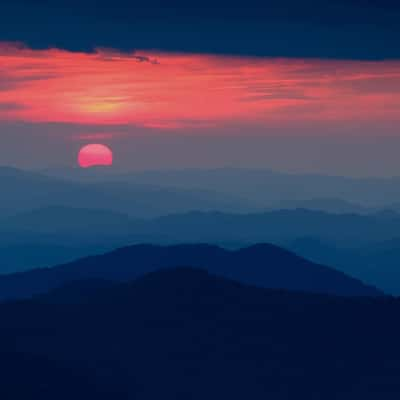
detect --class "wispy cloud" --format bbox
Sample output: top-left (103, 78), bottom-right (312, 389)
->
top-left (72, 132), bottom-right (126, 141)
top-left (1, 42), bottom-right (400, 130)
top-left (0, 102), bottom-right (26, 111)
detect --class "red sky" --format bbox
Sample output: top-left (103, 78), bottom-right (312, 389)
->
top-left (1, 42), bottom-right (400, 132)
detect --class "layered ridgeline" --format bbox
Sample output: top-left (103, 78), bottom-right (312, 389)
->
top-left (0, 166), bottom-right (251, 219)
top-left (38, 166), bottom-right (400, 210)
top-left (6, 165), bottom-right (400, 220)
top-left (3, 207), bottom-right (400, 293)
top-left (4, 166), bottom-right (400, 294)
top-left (0, 268), bottom-right (399, 399)
top-left (0, 243), bottom-right (380, 301)
top-left (4, 207), bottom-right (400, 243)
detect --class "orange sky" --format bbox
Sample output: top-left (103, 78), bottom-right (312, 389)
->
top-left (1, 42), bottom-right (400, 130)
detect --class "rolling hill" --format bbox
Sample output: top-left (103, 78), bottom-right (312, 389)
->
top-left (0, 243), bottom-right (381, 301)
top-left (0, 268), bottom-right (398, 399)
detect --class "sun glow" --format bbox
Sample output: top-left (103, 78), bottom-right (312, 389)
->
top-left (78, 98), bottom-right (126, 114)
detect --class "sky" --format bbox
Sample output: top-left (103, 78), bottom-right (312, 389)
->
top-left (1, 1), bottom-right (400, 175)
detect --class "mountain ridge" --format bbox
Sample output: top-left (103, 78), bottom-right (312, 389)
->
top-left (0, 267), bottom-right (399, 399)
top-left (0, 243), bottom-right (381, 301)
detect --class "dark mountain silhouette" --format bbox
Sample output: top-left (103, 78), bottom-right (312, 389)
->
top-left (0, 243), bottom-right (113, 275)
top-left (0, 352), bottom-right (119, 399)
top-left (0, 243), bottom-right (381, 301)
top-left (1, 268), bottom-right (399, 399)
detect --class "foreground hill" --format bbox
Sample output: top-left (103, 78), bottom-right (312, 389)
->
top-left (0, 352), bottom-right (117, 399)
top-left (0, 243), bottom-right (381, 301)
top-left (0, 268), bottom-right (398, 399)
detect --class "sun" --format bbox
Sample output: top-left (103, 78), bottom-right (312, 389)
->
top-left (78, 144), bottom-right (113, 168)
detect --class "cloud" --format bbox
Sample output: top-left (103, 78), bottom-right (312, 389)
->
top-left (0, 102), bottom-right (26, 111)
top-left (72, 132), bottom-right (127, 141)
top-left (0, 42), bottom-right (399, 129)
top-left (133, 55), bottom-right (159, 65)
top-left (0, 73), bottom-right (59, 91)
top-left (1, 0), bottom-right (400, 59)
top-left (94, 48), bottom-right (160, 64)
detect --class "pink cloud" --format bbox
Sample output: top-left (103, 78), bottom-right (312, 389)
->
top-left (0, 43), bottom-right (400, 131)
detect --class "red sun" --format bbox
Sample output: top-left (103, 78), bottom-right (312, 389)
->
top-left (78, 144), bottom-right (113, 168)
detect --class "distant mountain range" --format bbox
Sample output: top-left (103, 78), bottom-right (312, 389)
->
top-left (1, 268), bottom-right (399, 399)
top-left (40, 166), bottom-right (400, 209)
top-left (0, 166), bottom-right (251, 219)
top-left (0, 243), bottom-right (380, 301)
top-left (3, 206), bottom-right (400, 244)
top-left (7, 166), bottom-right (400, 217)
